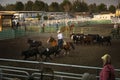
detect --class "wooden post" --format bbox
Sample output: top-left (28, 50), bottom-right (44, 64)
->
top-left (0, 15), bottom-right (2, 31)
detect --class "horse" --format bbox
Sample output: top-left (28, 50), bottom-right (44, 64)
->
top-left (21, 48), bottom-right (39, 60)
top-left (27, 38), bottom-right (42, 49)
top-left (47, 36), bottom-right (75, 55)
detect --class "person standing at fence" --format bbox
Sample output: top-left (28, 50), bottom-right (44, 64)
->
top-left (57, 30), bottom-right (63, 49)
top-left (42, 23), bottom-right (45, 32)
top-left (56, 22), bottom-right (59, 31)
top-left (99, 54), bottom-right (115, 80)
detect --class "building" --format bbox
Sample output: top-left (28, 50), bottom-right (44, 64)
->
top-left (116, 9), bottom-right (120, 17)
top-left (93, 13), bottom-right (115, 20)
top-left (0, 11), bottom-right (15, 31)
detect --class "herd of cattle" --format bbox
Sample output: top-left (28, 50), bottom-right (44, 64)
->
top-left (21, 38), bottom-right (61, 61)
top-left (21, 33), bottom-right (112, 61)
top-left (70, 33), bottom-right (112, 46)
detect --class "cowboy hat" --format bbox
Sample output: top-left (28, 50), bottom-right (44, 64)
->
top-left (57, 30), bottom-right (60, 33)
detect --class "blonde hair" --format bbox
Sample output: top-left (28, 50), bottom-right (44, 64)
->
top-left (101, 54), bottom-right (111, 65)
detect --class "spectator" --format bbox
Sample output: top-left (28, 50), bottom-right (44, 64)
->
top-left (57, 30), bottom-right (63, 49)
top-left (56, 22), bottom-right (59, 31)
top-left (41, 23), bottom-right (45, 32)
top-left (99, 54), bottom-right (115, 80)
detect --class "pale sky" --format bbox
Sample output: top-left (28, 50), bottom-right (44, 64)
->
top-left (0, 0), bottom-right (119, 7)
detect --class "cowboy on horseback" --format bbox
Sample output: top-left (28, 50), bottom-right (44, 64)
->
top-left (57, 30), bottom-right (64, 49)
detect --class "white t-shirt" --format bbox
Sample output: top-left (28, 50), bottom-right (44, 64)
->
top-left (57, 33), bottom-right (63, 39)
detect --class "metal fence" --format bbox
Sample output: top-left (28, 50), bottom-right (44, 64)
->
top-left (0, 58), bottom-right (120, 80)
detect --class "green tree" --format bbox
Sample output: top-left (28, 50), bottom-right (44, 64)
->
top-left (32, 0), bottom-right (48, 11)
top-left (60, 0), bottom-right (72, 12)
top-left (88, 3), bottom-right (98, 13)
top-left (72, 0), bottom-right (80, 12)
top-left (49, 2), bottom-right (60, 12)
top-left (81, 1), bottom-right (88, 12)
top-left (108, 5), bottom-right (116, 13)
top-left (97, 3), bottom-right (107, 13)
top-left (44, 16), bottom-right (48, 20)
top-left (0, 4), bottom-right (4, 11)
top-left (15, 1), bottom-right (24, 11)
top-left (5, 4), bottom-right (15, 11)
top-left (44, 3), bottom-right (49, 11)
top-left (72, 0), bottom-right (88, 12)
top-left (24, 1), bottom-right (34, 11)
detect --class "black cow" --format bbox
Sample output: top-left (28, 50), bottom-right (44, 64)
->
top-left (39, 46), bottom-right (61, 61)
top-left (27, 38), bottom-right (42, 49)
top-left (21, 48), bottom-right (39, 60)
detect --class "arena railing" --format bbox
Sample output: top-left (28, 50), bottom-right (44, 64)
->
top-left (0, 58), bottom-right (120, 80)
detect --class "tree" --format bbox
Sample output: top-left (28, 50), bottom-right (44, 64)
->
top-left (88, 3), bottom-right (98, 13)
top-left (108, 5), bottom-right (116, 13)
top-left (15, 1), bottom-right (24, 11)
top-left (72, 0), bottom-right (88, 12)
top-left (24, 1), bottom-right (34, 11)
top-left (0, 4), bottom-right (4, 11)
top-left (81, 1), bottom-right (88, 12)
top-left (32, 0), bottom-right (48, 11)
top-left (97, 3), bottom-right (107, 13)
top-left (60, 0), bottom-right (72, 12)
top-left (44, 3), bottom-right (49, 11)
top-left (5, 4), bottom-right (16, 11)
top-left (72, 0), bottom-right (80, 12)
top-left (49, 2), bottom-right (60, 12)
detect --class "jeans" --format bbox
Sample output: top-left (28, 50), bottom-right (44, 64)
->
top-left (58, 39), bottom-right (63, 49)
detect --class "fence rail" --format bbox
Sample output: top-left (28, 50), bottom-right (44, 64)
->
top-left (0, 58), bottom-right (120, 80)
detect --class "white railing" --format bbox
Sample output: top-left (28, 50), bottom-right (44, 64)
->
top-left (0, 58), bottom-right (120, 80)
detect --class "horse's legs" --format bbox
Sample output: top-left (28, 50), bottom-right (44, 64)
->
top-left (69, 42), bottom-right (75, 49)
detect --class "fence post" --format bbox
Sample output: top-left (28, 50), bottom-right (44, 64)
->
top-left (60, 76), bottom-right (63, 80)
top-left (0, 68), bottom-right (2, 80)
top-left (96, 69), bottom-right (99, 80)
top-left (41, 67), bottom-right (54, 80)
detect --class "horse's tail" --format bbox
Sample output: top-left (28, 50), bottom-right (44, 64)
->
top-left (69, 42), bottom-right (75, 49)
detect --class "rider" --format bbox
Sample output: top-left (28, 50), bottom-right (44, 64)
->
top-left (57, 30), bottom-right (64, 49)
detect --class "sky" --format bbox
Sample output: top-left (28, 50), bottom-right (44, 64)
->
top-left (0, 0), bottom-right (119, 7)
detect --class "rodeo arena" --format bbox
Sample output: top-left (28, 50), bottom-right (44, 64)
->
top-left (0, 11), bottom-right (120, 80)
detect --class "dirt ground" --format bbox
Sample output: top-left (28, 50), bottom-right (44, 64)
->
top-left (0, 25), bottom-right (120, 79)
